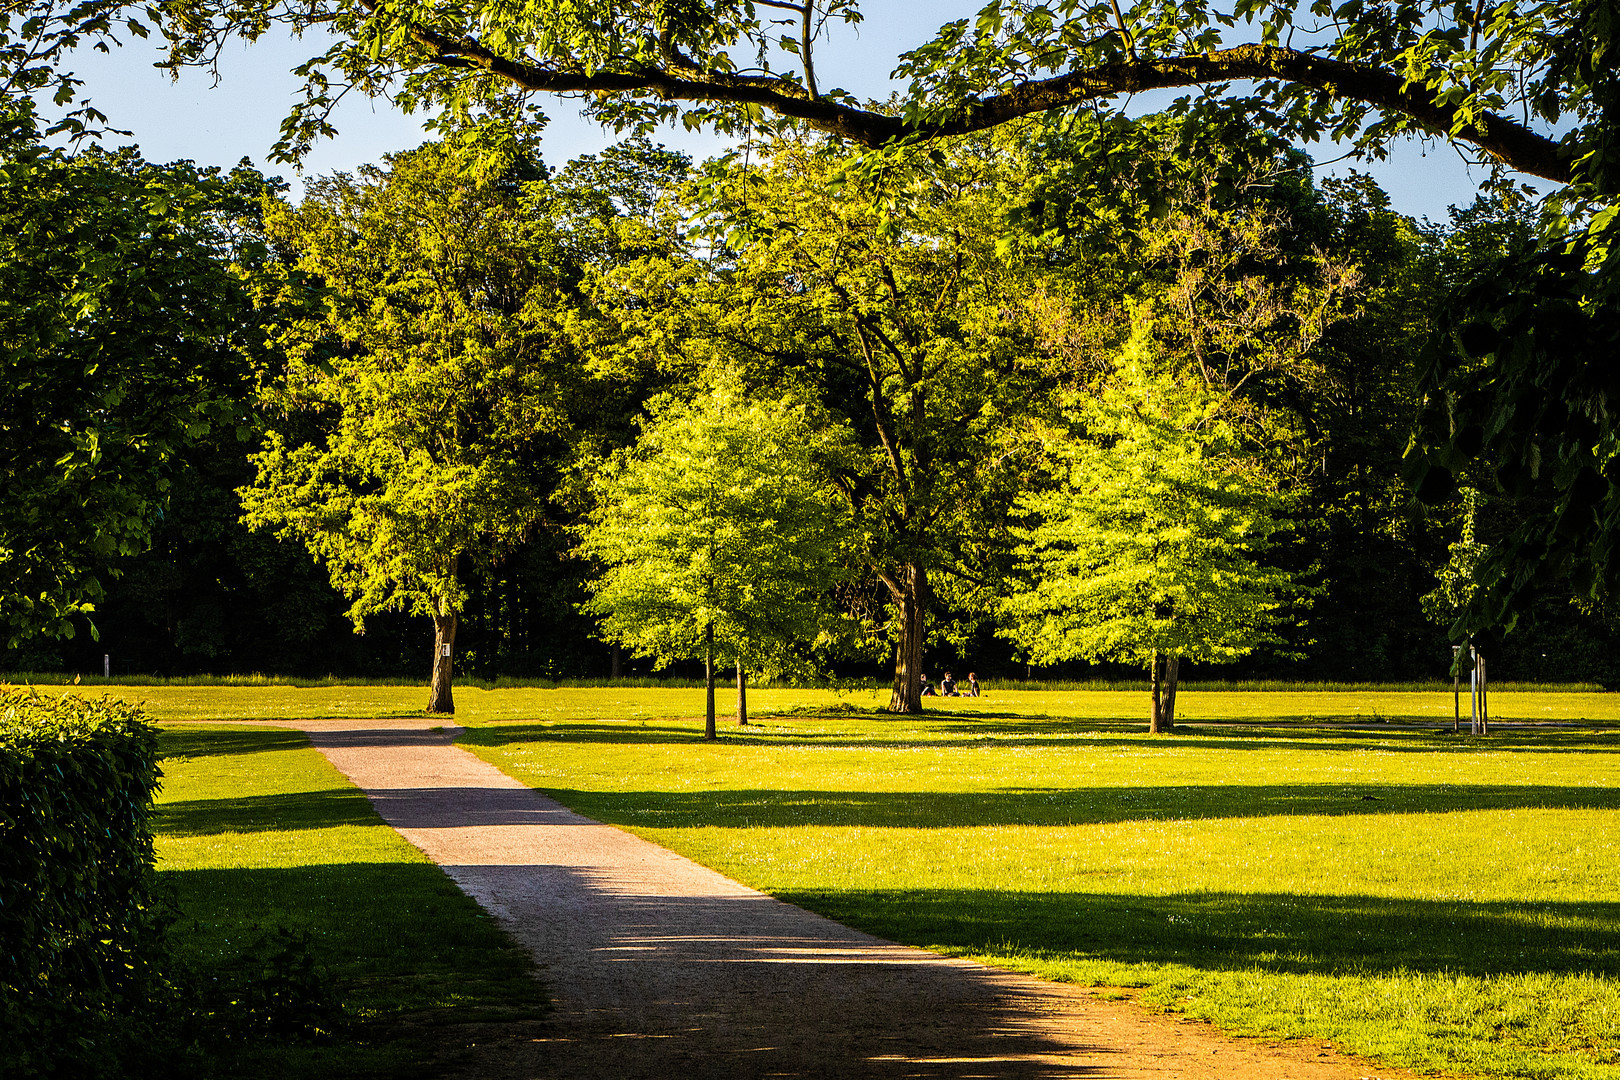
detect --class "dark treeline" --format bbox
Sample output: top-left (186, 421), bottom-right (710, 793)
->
top-left (7, 114), bottom-right (1620, 690)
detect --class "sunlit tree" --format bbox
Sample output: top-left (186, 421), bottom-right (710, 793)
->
top-left (580, 381), bottom-right (853, 738)
top-left (1001, 325), bottom-right (1296, 732)
top-left (241, 142), bottom-right (579, 713)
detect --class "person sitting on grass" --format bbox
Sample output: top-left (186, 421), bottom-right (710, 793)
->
top-left (966, 672), bottom-right (980, 697)
top-left (919, 674), bottom-right (937, 696)
top-left (941, 672), bottom-right (958, 696)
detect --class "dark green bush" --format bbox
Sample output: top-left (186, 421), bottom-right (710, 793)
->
top-left (0, 687), bottom-right (164, 1078)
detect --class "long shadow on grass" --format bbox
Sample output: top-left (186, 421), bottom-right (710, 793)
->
top-left (154, 788), bottom-right (380, 836)
top-left (462, 721), bottom-right (1620, 756)
top-left (784, 887), bottom-right (1620, 979)
top-left (161, 727), bottom-right (313, 758)
top-left (539, 783), bottom-right (1620, 828)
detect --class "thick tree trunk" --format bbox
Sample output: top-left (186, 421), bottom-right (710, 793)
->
top-left (704, 624), bottom-right (717, 741)
top-left (887, 563), bottom-right (928, 714)
top-left (428, 609), bottom-right (457, 714)
top-left (610, 644), bottom-right (622, 679)
top-left (1148, 651), bottom-right (1176, 734)
top-left (737, 662), bottom-right (748, 726)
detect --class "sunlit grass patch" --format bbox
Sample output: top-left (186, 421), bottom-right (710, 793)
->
top-left (155, 725), bottom-right (544, 1076)
top-left (460, 710), bottom-right (1620, 1080)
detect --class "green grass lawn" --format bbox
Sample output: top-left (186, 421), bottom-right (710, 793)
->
top-left (446, 700), bottom-right (1620, 1080)
top-left (154, 724), bottom-right (545, 1077)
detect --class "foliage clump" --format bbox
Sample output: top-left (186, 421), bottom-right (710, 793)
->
top-left (1001, 326), bottom-right (1298, 731)
top-left (0, 688), bottom-right (165, 1076)
top-left (0, 690), bottom-right (341, 1078)
top-left (580, 381), bottom-right (854, 735)
top-left (0, 105), bottom-right (275, 650)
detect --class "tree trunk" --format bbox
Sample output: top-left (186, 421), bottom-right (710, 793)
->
top-left (611, 644), bottom-right (622, 680)
top-left (887, 562), bottom-right (928, 714)
top-left (704, 624), bottom-right (717, 741)
top-left (428, 609), bottom-right (457, 714)
top-left (1148, 651), bottom-right (1176, 734)
top-left (1149, 650), bottom-right (1162, 732)
top-left (737, 661), bottom-right (748, 726)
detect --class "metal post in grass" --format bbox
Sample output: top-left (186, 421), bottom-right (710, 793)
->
top-left (103, 654), bottom-right (109, 678)
top-left (1478, 651), bottom-right (1488, 734)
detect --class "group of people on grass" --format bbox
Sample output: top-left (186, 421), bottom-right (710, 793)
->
top-left (920, 671), bottom-right (980, 698)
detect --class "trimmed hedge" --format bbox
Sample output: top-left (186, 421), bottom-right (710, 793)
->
top-left (0, 687), bottom-right (164, 1078)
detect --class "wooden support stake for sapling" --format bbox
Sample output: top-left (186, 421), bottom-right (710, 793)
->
top-left (1458, 650), bottom-right (1470, 735)
top-left (1468, 645), bottom-right (1483, 736)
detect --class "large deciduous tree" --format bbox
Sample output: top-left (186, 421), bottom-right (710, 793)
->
top-left (578, 381), bottom-right (853, 738)
top-left (597, 133), bottom-right (1060, 713)
top-left (1001, 326), bottom-right (1296, 732)
top-left (1406, 195), bottom-right (1620, 635)
top-left (240, 141), bottom-right (579, 713)
top-left (0, 104), bottom-right (272, 647)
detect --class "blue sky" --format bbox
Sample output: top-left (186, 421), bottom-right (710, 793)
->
top-left (55, 5), bottom-right (1507, 223)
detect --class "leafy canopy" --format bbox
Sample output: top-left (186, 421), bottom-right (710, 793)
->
top-left (0, 104), bottom-right (273, 647)
top-left (1000, 324), bottom-right (1296, 669)
top-left (239, 141), bottom-right (576, 627)
top-left (10, 0), bottom-right (1595, 196)
top-left (579, 380), bottom-right (854, 675)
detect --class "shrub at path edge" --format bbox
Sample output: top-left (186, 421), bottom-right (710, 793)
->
top-left (0, 687), bottom-right (165, 1077)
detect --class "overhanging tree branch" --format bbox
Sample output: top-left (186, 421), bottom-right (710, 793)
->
top-left (406, 27), bottom-right (1571, 183)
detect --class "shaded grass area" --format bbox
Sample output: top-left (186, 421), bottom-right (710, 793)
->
top-left (460, 712), bottom-right (1620, 1080)
top-left (155, 725), bottom-right (546, 1078)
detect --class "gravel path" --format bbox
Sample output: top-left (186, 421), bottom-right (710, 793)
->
top-left (274, 718), bottom-right (1418, 1080)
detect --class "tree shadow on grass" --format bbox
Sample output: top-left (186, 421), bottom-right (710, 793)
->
top-left (160, 727), bottom-right (312, 759)
top-left (546, 782), bottom-right (1620, 830)
top-left (459, 719), bottom-right (1620, 756)
top-left (154, 788), bottom-right (380, 836)
top-left (784, 886), bottom-right (1620, 980)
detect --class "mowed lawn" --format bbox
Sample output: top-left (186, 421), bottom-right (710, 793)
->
top-left (153, 724), bottom-right (544, 1077)
top-left (56, 683), bottom-right (1620, 1078)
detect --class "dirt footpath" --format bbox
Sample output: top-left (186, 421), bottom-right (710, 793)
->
top-left (280, 719), bottom-right (1421, 1080)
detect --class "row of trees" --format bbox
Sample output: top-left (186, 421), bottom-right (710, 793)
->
top-left (9, 92), bottom-right (1615, 726)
